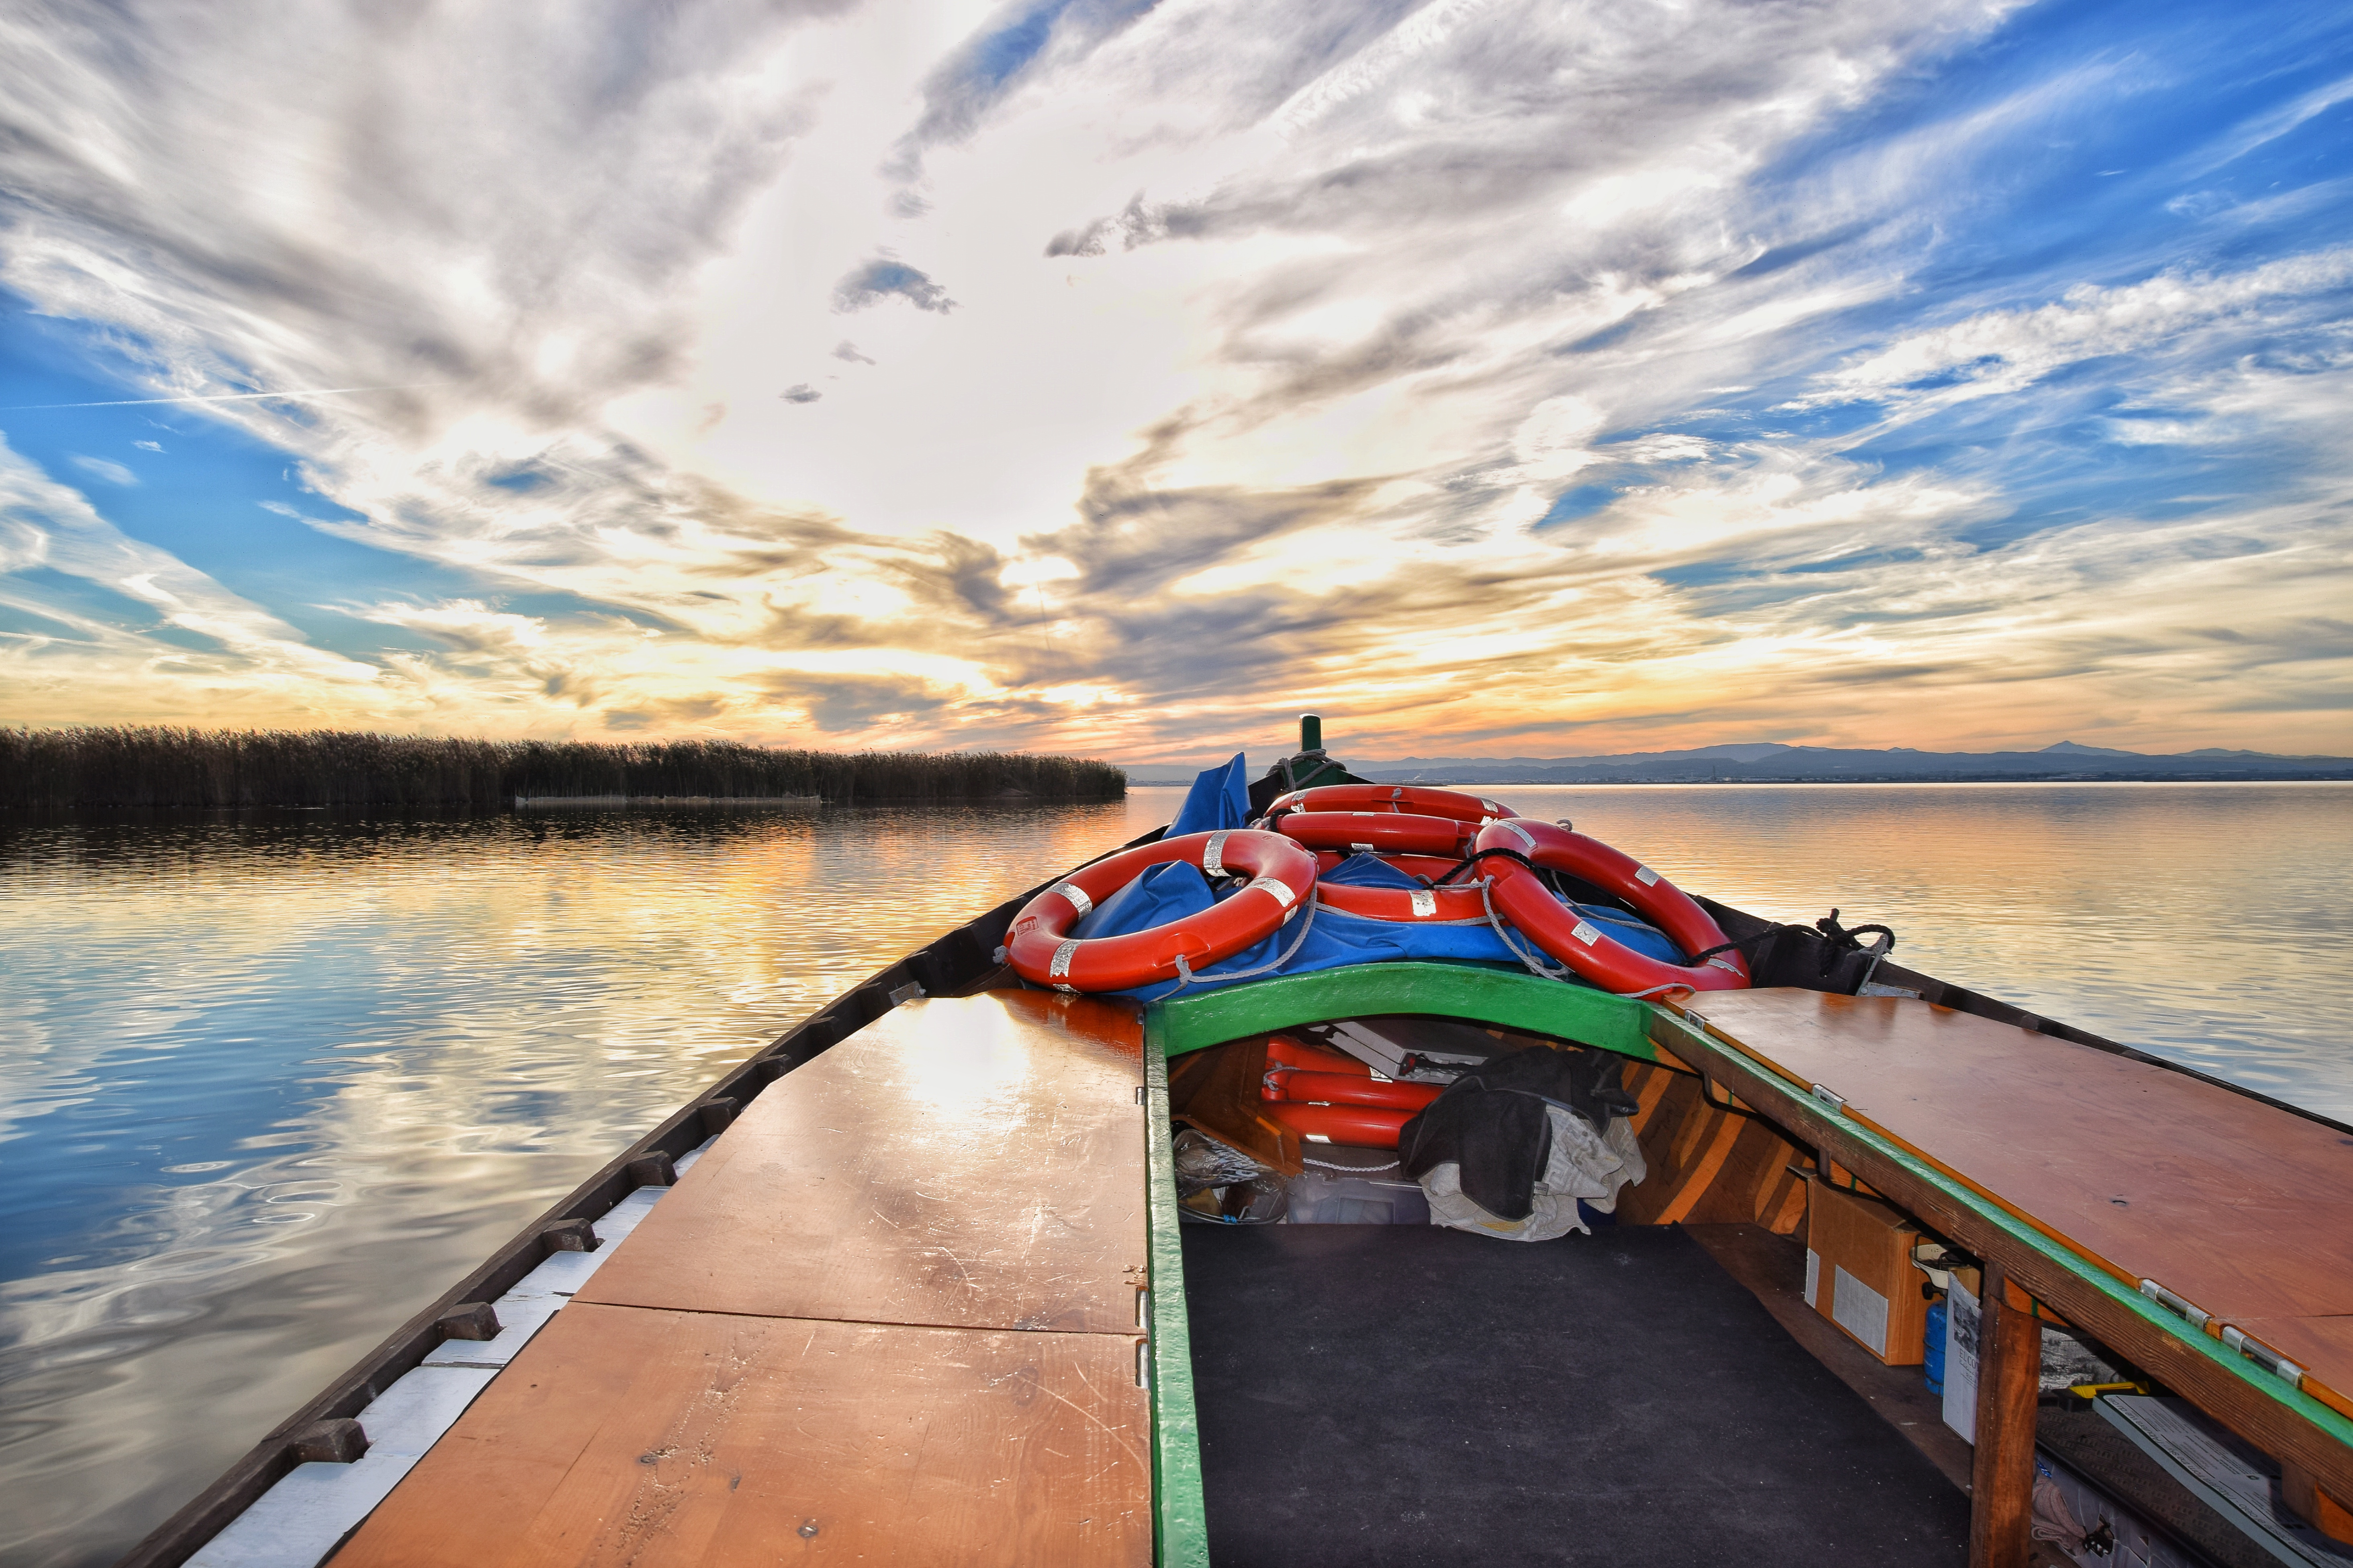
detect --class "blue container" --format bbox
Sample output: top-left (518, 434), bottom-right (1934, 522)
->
top-left (1924, 1299), bottom-right (1947, 1396)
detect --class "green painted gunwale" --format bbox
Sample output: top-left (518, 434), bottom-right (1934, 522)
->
top-left (1142, 1027), bottom-right (1210, 1568)
top-left (1142, 960), bottom-right (1659, 1063)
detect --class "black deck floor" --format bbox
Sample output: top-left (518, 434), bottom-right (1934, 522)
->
top-left (1181, 1223), bottom-right (1971, 1568)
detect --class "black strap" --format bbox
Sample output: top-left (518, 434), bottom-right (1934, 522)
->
top-left (1684, 908), bottom-right (1896, 967)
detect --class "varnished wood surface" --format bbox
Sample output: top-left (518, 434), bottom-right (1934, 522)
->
top-left (331, 1302), bottom-right (1151, 1568)
top-left (579, 992), bottom-right (1148, 1334)
top-left (1682, 990), bottom-right (2353, 1325)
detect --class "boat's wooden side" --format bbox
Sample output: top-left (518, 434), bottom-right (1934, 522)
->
top-left (1645, 990), bottom-right (2353, 1519)
top-left (331, 993), bottom-right (1158, 1566)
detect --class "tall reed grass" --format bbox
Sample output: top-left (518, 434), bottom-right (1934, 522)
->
top-left (0, 727), bottom-right (1126, 809)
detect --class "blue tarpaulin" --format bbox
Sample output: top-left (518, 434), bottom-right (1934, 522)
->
top-left (1166, 751), bottom-right (1251, 837)
top-left (1067, 757), bottom-right (1684, 1002)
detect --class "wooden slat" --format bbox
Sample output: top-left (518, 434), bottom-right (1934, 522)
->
top-left (1680, 990), bottom-right (2353, 1323)
top-left (578, 992), bottom-right (1148, 1335)
top-left (331, 1302), bottom-right (1151, 1567)
top-left (1970, 1266), bottom-right (2041, 1568)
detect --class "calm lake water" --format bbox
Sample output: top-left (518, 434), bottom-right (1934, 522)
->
top-left (1, 781), bottom-right (2348, 1566)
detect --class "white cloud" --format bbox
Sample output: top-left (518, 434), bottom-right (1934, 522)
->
top-left (68, 455), bottom-right (135, 485)
top-left (0, 0), bottom-right (2347, 757)
top-left (1811, 247), bottom-right (2353, 410)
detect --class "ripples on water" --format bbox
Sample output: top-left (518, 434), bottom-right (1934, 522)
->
top-left (0, 782), bottom-right (2346, 1565)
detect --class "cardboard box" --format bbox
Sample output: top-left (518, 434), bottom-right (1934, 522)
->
top-left (1803, 1177), bottom-right (1930, 1366)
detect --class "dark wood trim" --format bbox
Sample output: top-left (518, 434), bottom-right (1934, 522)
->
top-left (1969, 1264), bottom-right (2041, 1568)
top-left (1648, 1012), bottom-right (2353, 1507)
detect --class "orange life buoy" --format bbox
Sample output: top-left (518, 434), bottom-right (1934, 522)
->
top-left (1314, 878), bottom-right (1490, 922)
top-left (1263, 1035), bottom-right (1367, 1080)
top-left (1004, 829), bottom-right (1319, 992)
top-left (1276, 811), bottom-right (1470, 858)
top-left (1273, 1071), bottom-right (1441, 1113)
top-left (1264, 1101), bottom-right (1413, 1148)
top-left (1472, 818), bottom-right (1750, 994)
top-left (1266, 783), bottom-right (1513, 823)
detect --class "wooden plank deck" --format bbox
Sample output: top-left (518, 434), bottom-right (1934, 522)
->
top-left (332, 992), bottom-right (1153, 1567)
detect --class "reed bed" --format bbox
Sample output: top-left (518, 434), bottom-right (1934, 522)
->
top-left (0, 727), bottom-right (1126, 809)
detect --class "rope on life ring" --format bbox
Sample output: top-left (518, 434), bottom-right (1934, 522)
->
top-left (1004, 828), bottom-right (1319, 993)
top-left (1275, 810), bottom-right (1472, 858)
top-left (1265, 783), bottom-right (1514, 823)
top-left (1471, 818), bottom-right (1751, 995)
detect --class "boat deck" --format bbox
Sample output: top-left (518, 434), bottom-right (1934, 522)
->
top-left (329, 992), bottom-right (1156, 1566)
top-left (172, 974), bottom-right (2353, 1566)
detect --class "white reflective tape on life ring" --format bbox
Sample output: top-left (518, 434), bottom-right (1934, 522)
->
top-left (1054, 882), bottom-right (1093, 919)
top-left (1350, 842), bottom-right (1375, 854)
top-left (1572, 920), bottom-right (1601, 946)
top-left (1634, 866), bottom-right (1659, 887)
top-left (1500, 819), bottom-right (1535, 850)
top-left (1247, 874), bottom-right (1296, 909)
top-left (1049, 938), bottom-right (1080, 983)
top-left (1410, 889), bottom-right (1437, 917)
top-left (1202, 830), bottom-right (1230, 878)
top-left (1481, 800), bottom-right (1503, 815)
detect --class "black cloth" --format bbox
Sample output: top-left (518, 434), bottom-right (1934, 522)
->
top-left (1246, 752), bottom-right (1371, 815)
top-left (1183, 1224), bottom-right (1971, 1568)
top-left (1396, 1045), bottom-right (1637, 1221)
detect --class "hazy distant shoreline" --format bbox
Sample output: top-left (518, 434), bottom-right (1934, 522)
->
top-left (1126, 739), bottom-right (2352, 788)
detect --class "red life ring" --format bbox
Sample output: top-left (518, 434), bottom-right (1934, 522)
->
top-left (1264, 1101), bottom-right (1413, 1148)
top-left (1314, 878), bottom-right (1490, 922)
top-left (1263, 1035), bottom-right (1366, 1080)
top-left (1276, 811), bottom-right (1470, 858)
top-left (1267, 783), bottom-right (1513, 823)
top-left (1473, 818), bottom-right (1750, 994)
top-left (1273, 1071), bottom-right (1441, 1114)
top-left (1004, 829), bottom-right (1319, 992)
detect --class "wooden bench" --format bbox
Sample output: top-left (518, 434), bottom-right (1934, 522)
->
top-left (331, 992), bottom-right (1155, 1567)
top-left (1653, 988), bottom-right (2353, 1564)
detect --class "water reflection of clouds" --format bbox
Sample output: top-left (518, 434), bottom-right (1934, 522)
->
top-left (0, 802), bottom-right (1141, 1563)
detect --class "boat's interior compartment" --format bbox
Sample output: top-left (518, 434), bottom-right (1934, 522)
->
top-left (1170, 1016), bottom-right (2353, 1568)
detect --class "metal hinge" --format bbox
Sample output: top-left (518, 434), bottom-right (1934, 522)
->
top-left (1809, 1083), bottom-right (1847, 1113)
top-left (2220, 1325), bottom-right (2306, 1385)
top-left (2138, 1278), bottom-right (2212, 1331)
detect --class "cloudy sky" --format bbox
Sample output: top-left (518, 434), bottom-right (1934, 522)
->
top-left (1, 0), bottom-right (2348, 765)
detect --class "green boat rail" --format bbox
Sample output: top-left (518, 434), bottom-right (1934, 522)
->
top-left (1142, 960), bottom-right (1660, 1064)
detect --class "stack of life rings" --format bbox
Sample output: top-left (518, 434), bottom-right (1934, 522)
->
top-left (1003, 783), bottom-right (1750, 998)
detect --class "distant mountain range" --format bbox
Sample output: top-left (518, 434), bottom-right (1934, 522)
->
top-left (1124, 741), bottom-right (2353, 786)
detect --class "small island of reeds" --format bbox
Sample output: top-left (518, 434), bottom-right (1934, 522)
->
top-left (0, 726), bottom-right (1126, 810)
